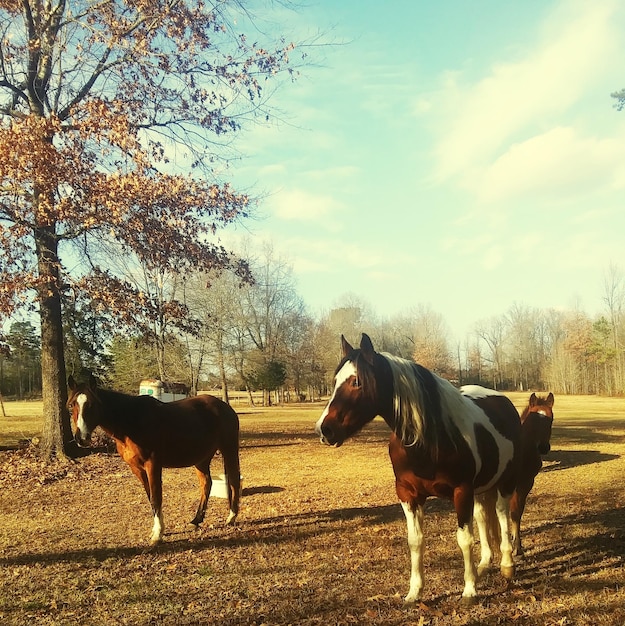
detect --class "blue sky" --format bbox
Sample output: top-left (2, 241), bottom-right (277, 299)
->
top-left (225, 0), bottom-right (625, 341)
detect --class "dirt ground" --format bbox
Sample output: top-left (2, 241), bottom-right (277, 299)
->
top-left (0, 394), bottom-right (624, 625)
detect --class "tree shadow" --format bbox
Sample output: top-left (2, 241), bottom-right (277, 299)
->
top-left (516, 506), bottom-right (625, 584)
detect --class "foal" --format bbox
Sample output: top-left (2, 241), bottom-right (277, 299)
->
top-left (510, 392), bottom-right (554, 556)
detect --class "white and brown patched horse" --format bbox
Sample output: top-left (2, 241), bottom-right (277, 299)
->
top-left (315, 335), bottom-right (521, 604)
top-left (68, 374), bottom-right (241, 545)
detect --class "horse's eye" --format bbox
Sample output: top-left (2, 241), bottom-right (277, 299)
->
top-left (352, 378), bottom-right (360, 388)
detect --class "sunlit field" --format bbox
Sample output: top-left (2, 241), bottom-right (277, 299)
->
top-left (1, 392), bottom-right (624, 625)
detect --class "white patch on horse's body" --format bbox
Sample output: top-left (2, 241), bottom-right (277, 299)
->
top-left (440, 379), bottom-right (515, 492)
top-left (76, 393), bottom-right (89, 437)
top-left (315, 360), bottom-right (357, 436)
top-left (460, 385), bottom-right (504, 399)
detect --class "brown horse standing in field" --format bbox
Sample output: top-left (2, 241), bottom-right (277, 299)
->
top-left (510, 392), bottom-right (554, 556)
top-left (67, 375), bottom-right (241, 544)
top-left (316, 335), bottom-right (521, 604)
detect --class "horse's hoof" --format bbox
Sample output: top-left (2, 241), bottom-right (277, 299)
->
top-left (460, 595), bottom-right (479, 607)
top-left (149, 537), bottom-right (162, 546)
top-left (225, 511), bottom-right (237, 525)
top-left (500, 565), bottom-right (515, 580)
top-left (477, 564), bottom-right (490, 578)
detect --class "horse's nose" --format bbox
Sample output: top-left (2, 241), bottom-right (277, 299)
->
top-left (320, 423), bottom-right (334, 444)
top-left (74, 431), bottom-right (90, 447)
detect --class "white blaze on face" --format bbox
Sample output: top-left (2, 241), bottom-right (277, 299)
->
top-left (75, 393), bottom-right (89, 436)
top-left (315, 360), bottom-right (357, 435)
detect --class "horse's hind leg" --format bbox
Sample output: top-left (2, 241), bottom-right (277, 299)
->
top-left (474, 490), bottom-right (496, 577)
top-left (495, 491), bottom-right (514, 579)
top-left (510, 483), bottom-right (531, 557)
top-left (190, 459), bottom-right (213, 527)
top-left (222, 445), bottom-right (241, 525)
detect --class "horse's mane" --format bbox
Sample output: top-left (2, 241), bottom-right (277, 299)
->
top-left (380, 353), bottom-right (457, 450)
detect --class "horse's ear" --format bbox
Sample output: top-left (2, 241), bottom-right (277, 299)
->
top-left (68, 375), bottom-right (77, 391)
top-left (88, 373), bottom-right (99, 389)
top-left (360, 333), bottom-right (375, 364)
top-left (341, 335), bottom-right (353, 358)
top-left (546, 392), bottom-right (554, 408)
top-left (529, 392), bottom-right (537, 406)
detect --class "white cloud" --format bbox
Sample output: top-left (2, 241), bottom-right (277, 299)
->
top-left (269, 188), bottom-right (344, 231)
top-left (474, 127), bottom-right (625, 203)
top-left (432, 0), bottom-right (622, 183)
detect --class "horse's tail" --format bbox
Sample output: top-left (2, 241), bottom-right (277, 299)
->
top-left (220, 402), bottom-right (241, 525)
top-left (478, 488), bottom-right (501, 548)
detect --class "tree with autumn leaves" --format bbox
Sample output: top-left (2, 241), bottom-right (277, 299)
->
top-left (0, 0), bottom-right (301, 459)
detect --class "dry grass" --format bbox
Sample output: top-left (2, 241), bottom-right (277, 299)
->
top-left (0, 393), bottom-right (624, 625)
top-left (0, 400), bottom-right (45, 449)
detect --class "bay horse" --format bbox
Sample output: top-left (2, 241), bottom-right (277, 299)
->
top-left (315, 334), bottom-right (521, 604)
top-left (67, 374), bottom-right (241, 545)
top-left (509, 392), bottom-right (554, 556)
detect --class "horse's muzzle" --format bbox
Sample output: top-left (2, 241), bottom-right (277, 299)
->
top-left (317, 423), bottom-right (344, 447)
top-left (73, 431), bottom-right (91, 448)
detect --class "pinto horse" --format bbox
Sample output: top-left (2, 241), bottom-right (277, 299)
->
top-left (67, 375), bottom-right (241, 544)
top-left (509, 392), bottom-right (554, 556)
top-left (315, 335), bottom-right (521, 604)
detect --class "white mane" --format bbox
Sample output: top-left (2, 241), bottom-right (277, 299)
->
top-left (382, 353), bottom-right (456, 448)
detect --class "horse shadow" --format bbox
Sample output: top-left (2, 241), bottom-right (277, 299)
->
top-left (541, 449), bottom-right (620, 472)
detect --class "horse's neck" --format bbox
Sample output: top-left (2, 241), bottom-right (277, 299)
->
top-left (97, 389), bottom-right (137, 436)
top-left (520, 413), bottom-right (541, 450)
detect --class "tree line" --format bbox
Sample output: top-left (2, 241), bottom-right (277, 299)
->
top-left (2, 0), bottom-right (623, 464)
top-left (4, 247), bottom-right (624, 403)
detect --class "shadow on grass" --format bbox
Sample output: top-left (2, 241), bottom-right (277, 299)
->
top-left (552, 423), bottom-right (625, 445)
top-left (0, 496), bottom-right (455, 569)
top-left (516, 506), bottom-right (625, 584)
top-left (541, 448), bottom-right (620, 472)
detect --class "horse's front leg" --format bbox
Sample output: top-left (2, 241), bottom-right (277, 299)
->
top-left (454, 485), bottom-right (478, 604)
top-left (510, 482), bottom-right (531, 557)
top-left (400, 501), bottom-right (425, 604)
top-left (145, 459), bottom-right (164, 545)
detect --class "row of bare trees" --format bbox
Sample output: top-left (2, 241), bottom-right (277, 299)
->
top-left (90, 248), bottom-right (625, 402)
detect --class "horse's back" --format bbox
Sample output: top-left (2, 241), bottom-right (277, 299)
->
top-left (135, 394), bottom-right (239, 467)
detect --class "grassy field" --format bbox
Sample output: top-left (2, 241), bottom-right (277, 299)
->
top-left (0, 392), bottom-right (624, 624)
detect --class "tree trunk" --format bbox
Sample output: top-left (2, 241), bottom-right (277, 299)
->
top-left (35, 223), bottom-right (77, 460)
top-left (218, 343), bottom-right (229, 404)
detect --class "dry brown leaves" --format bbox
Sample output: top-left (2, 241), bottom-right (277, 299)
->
top-left (0, 404), bottom-right (624, 625)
